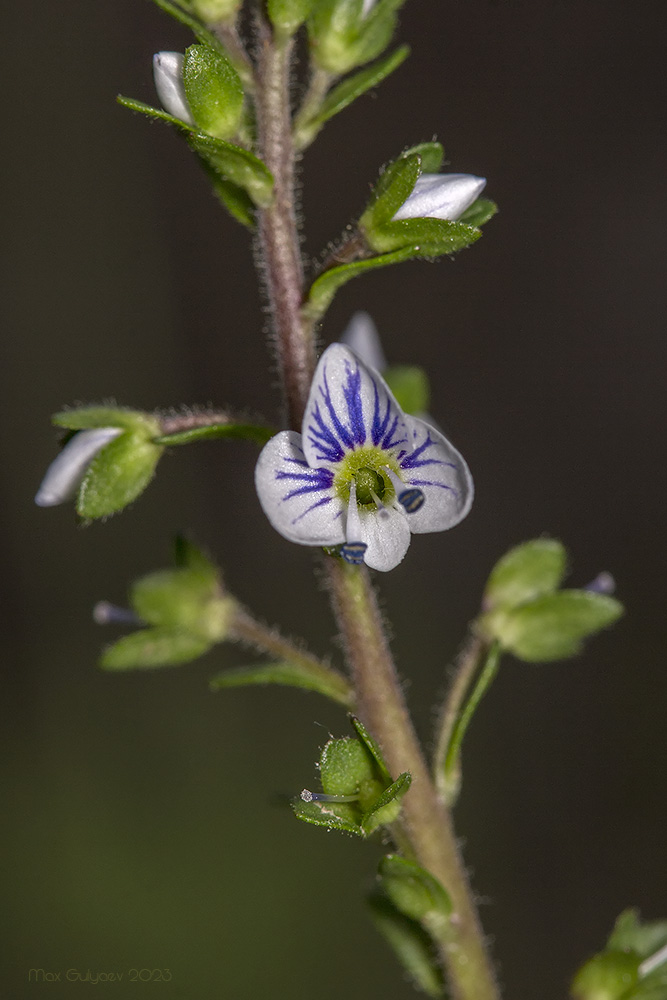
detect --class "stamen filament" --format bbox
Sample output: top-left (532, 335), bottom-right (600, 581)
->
top-left (382, 466), bottom-right (425, 514)
top-left (340, 480), bottom-right (367, 564)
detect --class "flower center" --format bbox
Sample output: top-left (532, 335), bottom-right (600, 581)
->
top-left (354, 467), bottom-right (385, 506)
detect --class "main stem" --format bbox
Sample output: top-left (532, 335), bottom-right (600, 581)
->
top-left (253, 24), bottom-right (499, 1000)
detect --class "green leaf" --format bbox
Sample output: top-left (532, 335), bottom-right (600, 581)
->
top-left (183, 44), bottom-right (244, 140)
top-left (309, 0), bottom-right (405, 75)
top-left (349, 715), bottom-right (391, 782)
top-left (291, 796), bottom-right (364, 837)
top-left (359, 153), bottom-right (421, 231)
top-left (368, 894), bottom-right (445, 998)
top-left (383, 365), bottom-right (430, 415)
top-left (367, 216), bottom-right (482, 255)
top-left (53, 407), bottom-right (158, 433)
top-left (100, 627), bottom-right (211, 670)
top-left (268, 0), bottom-right (316, 35)
top-left (609, 911), bottom-right (667, 960)
top-left (403, 141), bottom-right (444, 174)
top-left (361, 771), bottom-right (411, 833)
top-left (76, 433), bottom-right (163, 519)
top-left (484, 538), bottom-right (567, 611)
top-left (571, 951), bottom-right (641, 1000)
top-left (320, 736), bottom-right (377, 796)
top-left (206, 166), bottom-right (256, 228)
top-left (153, 422), bottom-right (274, 446)
top-left (458, 197), bottom-right (498, 228)
top-left (295, 46), bottom-right (409, 149)
top-left (209, 660), bottom-right (353, 707)
top-left (378, 855), bottom-right (452, 929)
top-left (189, 133), bottom-right (274, 207)
top-left (151, 0), bottom-right (225, 52)
top-left (486, 590), bottom-right (624, 662)
top-left (303, 246), bottom-right (418, 323)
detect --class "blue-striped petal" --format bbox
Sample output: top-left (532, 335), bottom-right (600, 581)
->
top-left (396, 415), bottom-right (473, 533)
top-left (302, 344), bottom-right (409, 469)
top-left (255, 430), bottom-right (345, 545)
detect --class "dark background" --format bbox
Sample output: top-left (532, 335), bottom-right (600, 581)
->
top-left (3, 0), bottom-right (666, 997)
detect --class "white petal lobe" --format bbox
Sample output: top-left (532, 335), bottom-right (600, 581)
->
top-left (35, 427), bottom-right (123, 507)
top-left (302, 344), bottom-right (408, 470)
top-left (392, 173), bottom-right (486, 222)
top-left (153, 52), bottom-right (195, 125)
top-left (397, 415), bottom-right (473, 533)
top-left (359, 506), bottom-right (411, 572)
top-left (255, 431), bottom-right (345, 546)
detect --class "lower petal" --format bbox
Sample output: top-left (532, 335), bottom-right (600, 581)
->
top-left (398, 415), bottom-right (473, 533)
top-left (255, 431), bottom-right (345, 546)
top-left (360, 506), bottom-right (411, 572)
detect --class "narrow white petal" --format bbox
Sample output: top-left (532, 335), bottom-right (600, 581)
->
top-left (361, 0), bottom-right (376, 15)
top-left (397, 415), bottom-right (473, 533)
top-left (340, 312), bottom-right (387, 372)
top-left (255, 431), bottom-right (345, 546)
top-left (392, 173), bottom-right (486, 222)
top-left (35, 428), bottom-right (123, 507)
top-left (302, 344), bottom-right (408, 469)
top-left (359, 506), bottom-right (411, 572)
top-left (153, 52), bottom-right (195, 125)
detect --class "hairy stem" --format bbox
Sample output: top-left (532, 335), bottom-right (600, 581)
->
top-left (253, 23), bottom-right (499, 1000)
top-left (325, 559), bottom-right (499, 1000)
top-left (255, 20), bottom-right (315, 429)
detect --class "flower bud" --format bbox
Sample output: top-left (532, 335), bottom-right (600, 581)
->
top-left (392, 173), bottom-right (486, 222)
top-left (190, 0), bottom-right (241, 21)
top-left (153, 52), bottom-right (194, 125)
top-left (35, 428), bottom-right (122, 507)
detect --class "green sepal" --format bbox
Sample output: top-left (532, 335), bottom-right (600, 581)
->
top-left (294, 46), bottom-right (409, 149)
top-left (173, 534), bottom-right (214, 572)
top-left (361, 771), bottom-right (411, 833)
top-left (53, 407), bottom-right (158, 433)
top-left (291, 797), bottom-right (364, 837)
top-left (208, 172), bottom-right (256, 228)
top-left (268, 0), bottom-right (316, 36)
top-left (209, 660), bottom-right (354, 707)
top-left (320, 736), bottom-right (377, 796)
top-left (484, 538), bottom-right (567, 611)
top-left (117, 95), bottom-right (189, 128)
top-left (154, 422), bottom-right (274, 446)
top-left (130, 569), bottom-right (232, 642)
top-left (571, 951), bottom-right (642, 1000)
top-left (183, 44), bottom-right (244, 141)
top-left (309, 0), bottom-right (405, 75)
top-left (367, 216), bottom-right (482, 255)
top-left (188, 133), bottom-right (274, 207)
top-left (483, 590), bottom-right (624, 662)
top-left (383, 365), bottom-right (430, 415)
top-left (378, 855), bottom-right (452, 930)
top-left (368, 894), bottom-right (445, 998)
top-left (458, 197), bottom-right (497, 228)
top-left (303, 246), bottom-right (417, 322)
top-left (100, 627), bottom-right (212, 670)
top-left (190, 0), bottom-right (241, 23)
top-left (349, 714), bottom-right (391, 782)
top-left (404, 141), bottom-right (444, 174)
top-left (77, 432), bottom-right (164, 520)
top-left (359, 152), bottom-right (422, 232)
top-left (608, 910), bottom-right (667, 959)
top-left (151, 0), bottom-right (226, 53)
top-left (117, 97), bottom-right (273, 208)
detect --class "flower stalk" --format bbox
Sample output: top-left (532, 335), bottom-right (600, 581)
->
top-left (253, 21), bottom-right (499, 1000)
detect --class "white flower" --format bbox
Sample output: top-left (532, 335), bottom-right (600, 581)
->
top-left (392, 173), bottom-right (486, 222)
top-left (255, 344), bottom-right (473, 572)
top-left (153, 52), bottom-right (194, 125)
top-left (35, 428), bottom-right (122, 507)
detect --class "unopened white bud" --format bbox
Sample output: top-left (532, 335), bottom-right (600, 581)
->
top-left (392, 173), bottom-right (486, 222)
top-left (341, 312), bottom-right (387, 372)
top-left (153, 52), bottom-right (194, 125)
top-left (35, 428), bottom-right (123, 507)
